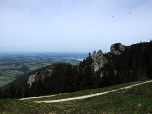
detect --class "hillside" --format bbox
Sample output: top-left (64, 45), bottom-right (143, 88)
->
top-left (0, 66), bottom-right (48, 90)
top-left (0, 80), bottom-right (152, 113)
top-left (0, 52), bottom-right (87, 89)
top-left (0, 40), bottom-right (152, 100)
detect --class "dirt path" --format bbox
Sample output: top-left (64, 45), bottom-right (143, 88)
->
top-left (19, 94), bottom-right (60, 100)
top-left (20, 80), bottom-right (152, 103)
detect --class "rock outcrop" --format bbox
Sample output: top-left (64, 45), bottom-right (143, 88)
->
top-left (27, 73), bottom-right (37, 87)
top-left (93, 49), bottom-right (103, 71)
top-left (27, 65), bottom-right (54, 87)
top-left (110, 43), bottom-right (125, 55)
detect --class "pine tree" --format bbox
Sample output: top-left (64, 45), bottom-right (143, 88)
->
top-left (76, 66), bottom-right (84, 90)
top-left (80, 63), bottom-right (95, 90)
top-left (61, 65), bottom-right (76, 93)
top-left (36, 76), bottom-right (44, 96)
top-left (132, 70), bottom-right (138, 82)
top-left (101, 70), bottom-right (108, 87)
top-left (43, 76), bottom-right (51, 95)
top-left (93, 71), bottom-right (102, 88)
top-left (8, 82), bottom-right (16, 98)
top-left (4, 89), bottom-right (8, 99)
top-left (0, 88), bottom-right (3, 99)
top-left (15, 88), bottom-right (21, 98)
top-left (23, 83), bottom-right (29, 98)
top-left (29, 82), bottom-right (36, 97)
top-left (115, 70), bottom-right (124, 84)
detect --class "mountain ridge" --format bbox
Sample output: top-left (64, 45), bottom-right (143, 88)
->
top-left (0, 40), bottom-right (152, 99)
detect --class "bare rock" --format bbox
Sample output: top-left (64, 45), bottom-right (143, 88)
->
top-left (93, 49), bottom-right (103, 71)
top-left (27, 74), bottom-right (36, 87)
top-left (110, 43), bottom-right (125, 55)
top-left (93, 51), bottom-right (97, 59)
top-left (27, 65), bottom-right (54, 88)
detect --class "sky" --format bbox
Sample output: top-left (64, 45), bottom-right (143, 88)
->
top-left (0, 0), bottom-right (152, 53)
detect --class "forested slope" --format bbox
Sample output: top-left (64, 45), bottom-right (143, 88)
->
top-left (0, 40), bottom-right (152, 99)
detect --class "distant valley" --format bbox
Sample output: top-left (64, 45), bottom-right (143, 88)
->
top-left (0, 52), bottom-right (88, 88)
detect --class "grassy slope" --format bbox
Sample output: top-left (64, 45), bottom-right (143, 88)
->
top-left (0, 80), bottom-right (152, 114)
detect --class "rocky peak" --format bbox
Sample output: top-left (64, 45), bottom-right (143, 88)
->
top-left (93, 49), bottom-right (103, 71)
top-left (110, 43), bottom-right (125, 55)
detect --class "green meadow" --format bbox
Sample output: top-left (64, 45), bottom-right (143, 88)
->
top-left (0, 80), bottom-right (152, 114)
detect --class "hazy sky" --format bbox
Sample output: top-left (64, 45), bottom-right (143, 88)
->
top-left (0, 0), bottom-right (152, 53)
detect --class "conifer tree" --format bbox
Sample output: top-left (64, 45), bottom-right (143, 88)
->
top-left (0, 88), bottom-right (3, 99)
top-left (4, 89), bottom-right (8, 99)
top-left (15, 88), bottom-right (21, 98)
top-left (61, 65), bottom-right (76, 93)
top-left (43, 76), bottom-right (51, 95)
top-left (22, 84), bottom-right (29, 98)
top-left (29, 82), bottom-right (36, 97)
top-left (101, 70), bottom-right (108, 87)
top-left (80, 52), bottom-right (96, 90)
top-left (36, 76), bottom-right (44, 96)
top-left (76, 66), bottom-right (84, 90)
top-left (93, 70), bottom-right (102, 88)
top-left (8, 82), bottom-right (16, 98)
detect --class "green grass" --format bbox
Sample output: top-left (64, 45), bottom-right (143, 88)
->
top-left (0, 80), bottom-right (152, 114)
top-left (25, 80), bottom-right (144, 102)
top-left (0, 81), bottom-right (13, 88)
top-left (0, 77), bottom-right (16, 88)
top-left (0, 70), bottom-right (24, 88)
top-left (28, 65), bottom-right (40, 71)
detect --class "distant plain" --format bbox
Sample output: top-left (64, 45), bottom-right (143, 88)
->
top-left (0, 52), bottom-right (88, 88)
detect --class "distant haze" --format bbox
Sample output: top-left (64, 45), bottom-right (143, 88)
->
top-left (0, 0), bottom-right (152, 53)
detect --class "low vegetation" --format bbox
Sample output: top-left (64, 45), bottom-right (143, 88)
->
top-left (24, 80), bottom-right (144, 102)
top-left (0, 80), bottom-right (152, 114)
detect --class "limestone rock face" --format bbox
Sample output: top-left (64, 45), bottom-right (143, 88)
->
top-left (93, 51), bottom-right (97, 60)
top-left (110, 43), bottom-right (125, 55)
top-left (119, 43), bottom-right (125, 51)
top-left (27, 74), bottom-right (36, 87)
top-left (93, 50), bottom-right (103, 71)
top-left (27, 65), bottom-right (54, 88)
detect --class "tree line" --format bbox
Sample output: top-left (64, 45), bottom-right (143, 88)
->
top-left (0, 41), bottom-right (152, 99)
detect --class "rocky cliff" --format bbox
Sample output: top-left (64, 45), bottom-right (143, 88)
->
top-left (92, 43), bottom-right (125, 72)
top-left (110, 43), bottom-right (125, 55)
top-left (93, 49), bottom-right (103, 72)
top-left (27, 43), bottom-right (126, 86)
top-left (27, 65), bottom-right (54, 87)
